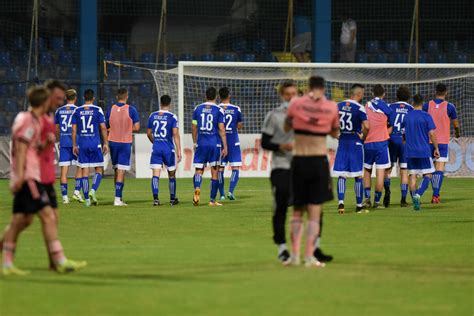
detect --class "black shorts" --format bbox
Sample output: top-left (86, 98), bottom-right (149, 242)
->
top-left (13, 180), bottom-right (51, 214)
top-left (43, 183), bottom-right (58, 209)
top-left (291, 156), bottom-right (333, 208)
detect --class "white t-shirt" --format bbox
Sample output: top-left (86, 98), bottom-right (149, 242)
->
top-left (340, 19), bottom-right (357, 44)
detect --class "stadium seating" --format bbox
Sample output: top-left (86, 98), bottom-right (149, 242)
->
top-left (429, 52), bottom-right (447, 63)
top-left (5, 67), bottom-right (19, 81)
top-left (232, 40), bottom-right (247, 54)
top-left (5, 99), bottom-right (18, 112)
top-left (140, 52), bottom-right (155, 63)
top-left (385, 40), bottom-right (400, 53)
top-left (180, 53), bottom-right (195, 61)
top-left (355, 52), bottom-right (368, 63)
top-left (51, 37), bottom-right (65, 51)
top-left (241, 53), bottom-right (256, 62)
top-left (69, 37), bottom-right (80, 51)
top-left (200, 53), bottom-right (215, 61)
top-left (425, 40), bottom-right (439, 52)
top-left (110, 40), bottom-right (127, 53)
top-left (12, 36), bottom-right (26, 51)
top-left (221, 53), bottom-right (237, 62)
top-left (366, 40), bottom-right (381, 52)
top-left (0, 51), bottom-right (11, 67)
top-left (58, 51), bottom-right (73, 66)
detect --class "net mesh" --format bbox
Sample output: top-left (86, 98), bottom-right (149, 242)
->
top-left (143, 63), bottom-right (474, 136)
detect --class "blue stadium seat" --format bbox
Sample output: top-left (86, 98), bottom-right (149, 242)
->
top-left (453, 52), bottom-right (468, 63)
top-left (129, 67), bottom-right (143, 80)
top-left (0, 115), bottom-right (9, 135)
top-left (366, 40), bottom-right (380, 52)
top-left (418, 53), bottom-right (428, 63)
top-left (261, 52), bottom-right (276, 62)
top-left (37, 37), bottom-right (47, 51)
top-left (355, 52), bottom-right (368, 63)
top-left (58, 51), bottom-right (73, 66)
top-left (139, 83), bottom-right (152, 97)
top-left (104, 52), bottom-right (114, 61)
top-left (444, 40), bottom-right (459, 52)
top-left (12, 36), bottom-right (26, 51)
top-left (0, 51), bottom-right (11, 67)
top-left (164, 53), bottom-right (176, 65)
top-left (425, 40), bottom-right (439, 51)
top-left (180, 53), bottom-right (195, 61)
top-left (67, 67), bottom-right (80, 79)
top-left (241, 53), bottom-right (256, 62)
top-left (69, 37), bottom-right (79, 51)
top-left (51, 37), bottom-right (65, 51)
top-left (15, 83), bottom-right (26, 96)
top-left (39, 52), bottom-right (53, 66)
top-left (251, 39), bottom-right (268, 54)
top-left (232, 40), bottom-right (247, 54)
top-left (391, 52), bottom-right (408, 63)
top-left (5, 68), bottom-right (19, 81)
top-left (429, 52), bottom-right (447, 63)
top-left (375, 53), bottom-right (387, 63)
top-left (110, 40), bottom-right (126, 53)
top-left (140, 52), bottom-right (155, 63)
top-left (0, 85), bottom-right (8, 95)
top-left (222, 53), bottom-right (237, 62)
top-left (385, 40), bottom-right (400, 52)
top-left (5, 99), bottom-right (18, 112)
top-left (200, 53), bottom-right (215, 61)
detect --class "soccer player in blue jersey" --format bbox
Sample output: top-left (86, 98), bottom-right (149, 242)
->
top-left (217, 87), bottom-right (243, 201)
top-left (384, 86), bottom-right (414, 208)
top-left (55, 89), bottom-right (84, 204)
top-left (105, 88), bottom-right (140, 206)
top-left (147, 95), bottom-right (182, 206)
top-left (71, 89), bottom-right (109, 207)
top-left (402, 94), bottom-right (440, 211)
top-left (332, 84), bottom-right (369, 214)
top-left (192, 87), bottom-right (228, 207)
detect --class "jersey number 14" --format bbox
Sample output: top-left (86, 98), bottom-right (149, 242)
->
top-left (80, 116), bottom-right (94, 133)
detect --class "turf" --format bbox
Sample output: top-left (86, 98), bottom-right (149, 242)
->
top-left (0, 177), bottom-right (472, 315)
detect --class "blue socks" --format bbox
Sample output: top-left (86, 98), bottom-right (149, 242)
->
top-left (401, 183), bottom-right (408, 199)
top-left (364, 187), bottom-right (371, 199)
top-left (60, 183), bottom-right (68, 197)
top-left (210, 179), bottom-right (219, 202)
top-left (417, 176), bottom-right (431, 196)
top-left (194, 173), bottom-right (202, 190)
top-left (169, 177), bottom-right (176, 200)
top-left (218, 171), bottom-right (225, 197)
top-left (115, 182), bottom-right (124, 198)
top-left (74, 178), bottom-right (81, 193)
top-left (384, 177), bottom-right (391, 191)
top-left (82, 177), bottom-right (89, 199)
top-left (374, 191), bottom-right (382, 203)
top-left (152, 176), bottom-right (159, 199)
top-left (431, 171), bottom-right (443, 197)
top-left (355, 178), bottom-right (363, 206)
top-left (92, 173), bottom-right (102, 191)
top-left (337, 177), bottom-right (346, 203)
top-left (229, 170), bottom-right (240, 194)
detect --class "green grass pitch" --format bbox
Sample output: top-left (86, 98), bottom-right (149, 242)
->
top-left (0, 177), bottom-right (472, 315)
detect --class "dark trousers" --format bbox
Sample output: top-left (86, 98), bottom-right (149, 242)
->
top-left (270, 168), bottom-right (324, 245)
top-left (271, 169), bottom-right (291, 245)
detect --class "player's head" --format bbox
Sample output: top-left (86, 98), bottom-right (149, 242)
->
top-left (412, 94), bottom-right (424, 108)
top-left (350, 83), bottom-right (365, 102)
top-left (28, 86), bottom-right (50, 110)
top-left (435, 83), bottom-right (448, 97)
top-left (84, 89), bottom-right (95, 102)
top-left (372, 84), bottom-right (385, 98)
top-left (44, 79), bottom-right (66, 111)
top-left (219, 87), bottom-right (230, 102)
top-left (206, 87), bottom-right (217, 102)
top-left (66, 89), bottom-right (77, 104)
top-left (308, 76), bottom-right (326, 99)
top-left (160, 94), bottom-right (171, 108)
top-left (279, 80), bottom-right (297, 102)
top-left (396, 85), bottom-right (411, 102)
top-left (117, 87), bottom-right (128, 102)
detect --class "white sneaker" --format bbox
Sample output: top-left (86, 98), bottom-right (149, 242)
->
top-left (283, 255), bottom-right (301, 266)
top-left (62, 196), bottom-right (70, 204)
top-left (114, 200), bottom-right (128, 207)
top-left (72, 192), bottom-right (84, 203)
top-left (304, 257), bottom-right (326, 268)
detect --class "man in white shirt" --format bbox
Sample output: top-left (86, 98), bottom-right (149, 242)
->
top-left (340, 13), bottom-right (357, 62)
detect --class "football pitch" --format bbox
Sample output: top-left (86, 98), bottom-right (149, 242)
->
top-left (0, 177), bottom-right (472, 315)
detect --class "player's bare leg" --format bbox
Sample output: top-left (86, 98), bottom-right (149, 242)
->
top-left (383, 168), bottom-right (392, 208)
top-left (218, 166), bottom-right (225, 201)
top-left (90, 166), bottom-right (103, 206)
top-left (193, 168), bottom-right (204, 206)
top-left (72, 167), bottom-right (84, 203)
top-left (60, 165), bottom-right (70, 204)
top-left (431, 161), bottom-right (445, 203)
top-left (168, 169), bottom-right (179, 205)
top-left (400, 168), bottom-right (409, 207)
top-left (373, 168), bottom-right (386, 208)
top-left (305, 204), bottom-right (325, 268)
top-left (209, 166), bottom-right (222, 207)
top-left (226, 166), bottom-right (240, 200)
top-left (287, 209), bottom-right (303, 266)
top-left (2, 214), bottom-right (34, 276)
top-left (114, 168), bottom-right (127, 206)
top-left (151, 168), bottom-right (162, 206)
top-left (362, 168), bottom-right (372, 208)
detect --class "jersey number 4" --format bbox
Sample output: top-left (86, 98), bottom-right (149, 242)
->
top-left (393, 113), bottom-right (405, 132)
top-left (153, 120), bottom-right (168, 138)
top-left (339, 112), bottom-right (353, 131)
top-left (80, 116), bottom-right (94, 133)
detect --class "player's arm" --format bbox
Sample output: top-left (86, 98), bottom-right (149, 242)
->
top-left (146, 128), bottom-right (153, 143)
top-left (361, 120), bottom-right (369, 141)
top-left (329, 107), bottom-right (340, 139)
top-left (191, 110), bottom-right (198, 149)
top-left (72, 123), bottom-right (78, 155)
top-left (55, 124), bottom-right (60, 141)
top-left (429, 129), bottom-right (440, 159)
top-left (11, 139), bottom-right (28, 192)
top-left (131, 106), bottom-right (140, 132)
top-left (218, 122), bottom-right (228, 158)
top-left (284, 117), bottom-right (293, 133)
top-left (261, 112), bottom-right (292, 152)
top-left (99, 123), bottom-right (109, 154)
top-left (452, 119), bottom-right (460, 138)
top-left (172, 127), bottom-right (182, 163)
top-left (237, 122), bottom-right (243, 130)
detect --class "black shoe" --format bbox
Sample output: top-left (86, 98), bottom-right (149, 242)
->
top-left (277, 249), bottom-right (290, 263)
top-left (400, 198), bottom-right (409, 207)
top-left (153, 199), bottom-right (160, 206)
top-left (373, 202), bottom-right (385, 209)
top-left (383, 189), bottom-right (391, 208)
top-left (338, 203), bottom-right (345, 215)
top-left (170, 198), bottom-right (180, 206)
top-left (362, 198), bottom-right (372, 209)
top-left (314, 248), bottom-right (333, 262)
top-left (356, 206), bottom-right (363, 213)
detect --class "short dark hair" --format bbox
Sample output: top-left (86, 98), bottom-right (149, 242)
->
top-left (279, 80), bottom-right (296, 95)
top-left (219, 87), bottom-right (230, 100)
top-left (28, 86), bottom-right (50, 108)
top-left (66, 89), bottom-right (77, 101)
top-left (160, 94), bottom-right (171, 106)
top-left (350, 83), bottom-right (364, 95)
top-left (435, 83), bottom-right (447, 95)
top-left (309, 76), bottom-right (325, 90)
top-left (372, 84), bottom-right (384, 97)
top-left (206, 87), bottom-right (217, 100)
top-left (44, 79), bottom-right (66, 92)
top-left (84, 89), bottom-right (95, 101)
top-left (396, 85), bottom-right (411, 102)
top-left (413, 94), bottom-right (424, 106)
top-left (117, 87), bottom-right (128, 99)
